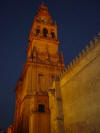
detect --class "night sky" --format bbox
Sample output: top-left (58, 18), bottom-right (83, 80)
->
top-left (0, 0), bottom-right (100, 130)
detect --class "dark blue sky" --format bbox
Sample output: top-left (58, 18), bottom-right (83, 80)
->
top-left (0, 0), bottom-right (100, 130)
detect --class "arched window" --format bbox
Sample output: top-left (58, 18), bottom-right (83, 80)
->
top-left (43, 28), bottom-right (48, 37)
top-left (51, 32), bottom-right (55, 39)
top-left (36, 29), bottom-right (40, 35)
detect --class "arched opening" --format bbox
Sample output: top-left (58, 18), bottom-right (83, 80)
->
top-left (36, 29), bottom-right (40, 35)
top-left (43, 28), bottom-right (48, 37)
top-left (51, 32), bottom-right (55, 39)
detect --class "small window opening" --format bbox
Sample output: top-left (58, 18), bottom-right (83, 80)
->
top-left (43, 28), bottom-right (48, 37)
top-left (36, 29), bottom-right (40, 35)
top-left (38, 104), bottom-right (45, 112)
top-left (51, 32), bottom-right (55, 39)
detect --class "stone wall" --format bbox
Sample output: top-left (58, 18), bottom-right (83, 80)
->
top-left (59, 36), bottom-right (100, 133)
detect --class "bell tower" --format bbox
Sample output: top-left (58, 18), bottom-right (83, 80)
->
top-left (11, 3), bottom-right (65, 133)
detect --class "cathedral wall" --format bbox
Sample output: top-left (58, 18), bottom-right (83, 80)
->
top-left (60, 41), bottom-right (100, 132)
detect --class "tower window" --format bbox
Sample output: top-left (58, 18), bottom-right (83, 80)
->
top-left (43, 28), bottom-right (48, 37)
top-left (51, 32), bottom-right (55, 39)
top-left (38, 104), bottom-right (45, 112)
top-left (36, 29), bottom-right (40, 35)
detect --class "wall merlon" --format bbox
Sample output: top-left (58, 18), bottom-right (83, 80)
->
top-left (85, 45), bottom-right (89, 52)
top-left (69, 62), bottom-right (73, 69)
top-left (82, 49), bottom-right (86, 56)
top-left (72, 58), bottom-right (76, 66)
top-left (89, 40), bottom-right (95, 49)
top-left (75, 56), bottom-right (79, 63)
top-left (78, 52), bottom-right (82, 60)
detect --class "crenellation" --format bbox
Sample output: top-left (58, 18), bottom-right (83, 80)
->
top-left (78, 52), bottom-right (83, 60)
top-left (75, 56), bottom-right (79, 63)
top-left (72, 58), bottom-right (76, 66)
top-left (82, 49), bottom-right (86, 56)
top-left (69, 62), bottom-right (73, 69)
top-left (65, 67), bottom-right (68, 72)
top-left (60, 34), bottom-right (100, 80)
top-left (67, 64), bottom-right (71, 72)
top-left (94, 35), bottom-right (100, 45)
top-left (59, 38), bottom-right (100, 133)
top-left (85, 45), bottom-right (89, 53)
top-left (89, 40), bottom-right (95, 49)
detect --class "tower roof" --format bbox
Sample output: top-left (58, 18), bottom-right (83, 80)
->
top-left (34, 3), bottom-right (53, 24)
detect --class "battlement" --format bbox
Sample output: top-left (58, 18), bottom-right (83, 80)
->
top-left (59, 32), bottom-right (100, 82)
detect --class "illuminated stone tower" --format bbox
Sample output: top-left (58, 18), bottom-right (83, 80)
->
top-left (11, 3), bottom-right (65, 133)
